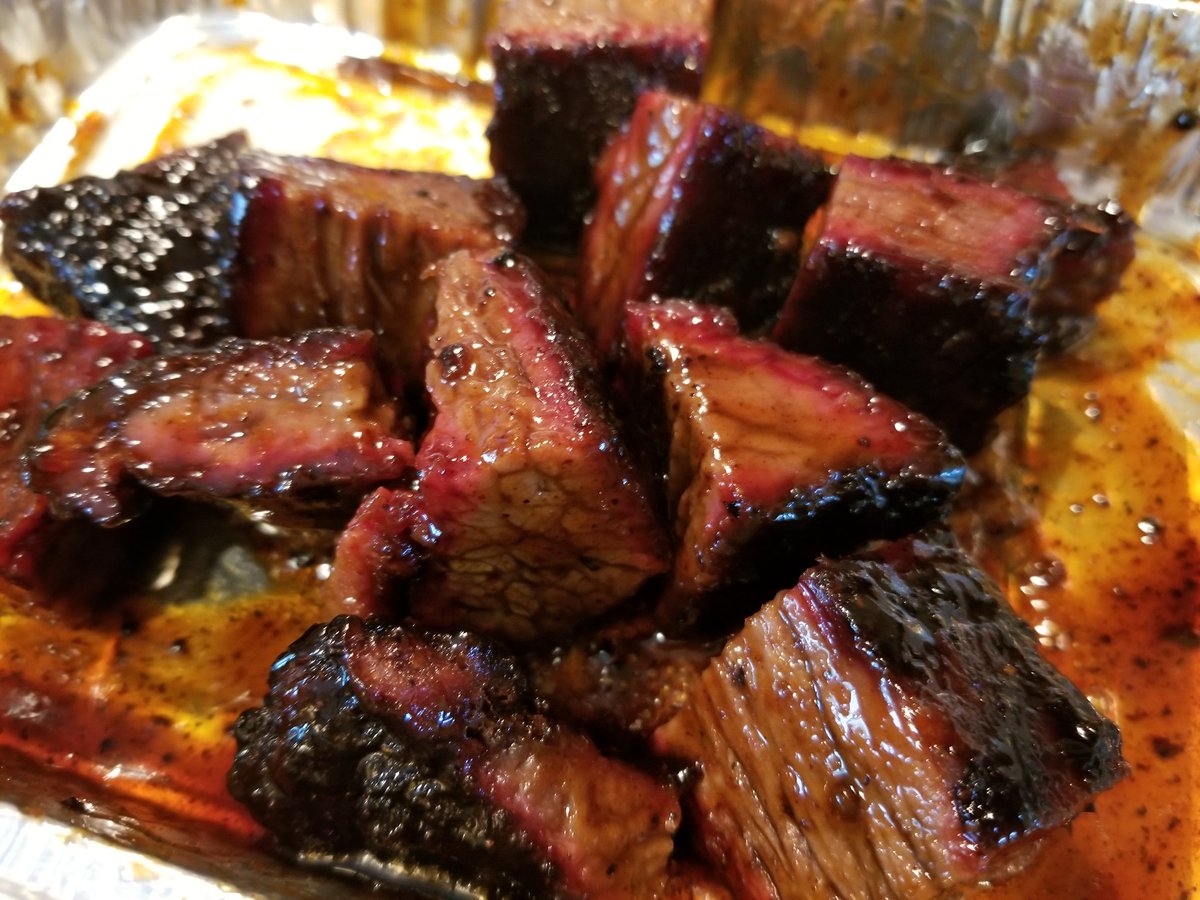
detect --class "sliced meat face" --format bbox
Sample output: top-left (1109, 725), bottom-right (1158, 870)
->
top-left (233, 155), bottom-right (525, 386)
top-left (578, 91), bottom-right (832, 356)
top-left (772, 154), bottom-right (1056, 450)
top-left (0, 135), bottom-right (248, 348)
top-left (0, 316), bottom-right (153, 586)
top-left (228, 616), bottom-right (682, 899)
top-left (25, 330), bottom-right (413, 527)
top-left (1, 138), bottom-right (524, 387)
top-left (624, 300), bottom-right (964, 629)
top-left (487, 0), bottom-right (710, 238)
top-left (402, 250), bottom-right (669, 644)
top-left (653, 530), bottom-right (1127, 900)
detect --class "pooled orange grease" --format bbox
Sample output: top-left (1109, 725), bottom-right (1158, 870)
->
top-left (963, 242), bottom-right (1200, 900)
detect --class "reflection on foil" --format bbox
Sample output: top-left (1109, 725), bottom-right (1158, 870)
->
top-left (0, 801), bottom-right (244, 900)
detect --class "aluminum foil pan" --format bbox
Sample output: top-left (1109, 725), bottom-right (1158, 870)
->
top-left (0, 1), bottom-right (1196, 898)
top-left (704, 0), bottom-right (1200, 238)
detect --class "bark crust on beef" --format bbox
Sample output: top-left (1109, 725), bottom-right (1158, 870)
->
top-left (229, 617), bottom-right (554, 897)
top-left (487, 0), bottom-right (710, 238)
top-left (623, 300), bottom-right (964, 629)
top-left (25, 329), bottom-right (413, 527)
top-left (653, 530), bottom-right (1127, 900)
top-left (578, 91), bottom-right (832, 356)
top-left (772, 154), bottom-right (1059, 450)
top-left (0, 138), bottom-right (525, 390)
top-left (0, 135), bottom-right (248, 348)
top-left (229, 617), bottom-right (682, 899)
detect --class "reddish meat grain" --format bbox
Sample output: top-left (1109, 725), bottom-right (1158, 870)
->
top-left (331, 250), bottom-right (667, 643)
top-left (624, 300), bottom-right (964, 628)
top-left (654, 530), bottom-right (1127, 900)
top-left (26, 329), bottom-right (412, 527)
top-left (233, 155), bottom-right (525, 386)
top-left (954, 155), bottom-right (1136, 349)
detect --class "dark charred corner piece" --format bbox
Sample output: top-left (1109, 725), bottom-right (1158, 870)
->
top-left (653, 529), bottom-right (1127, 900)
top-left (0, 134), bottom-right (248, 349)
top-left (25, 329), bottom-right (413, 529)
top-left (578, 90), bottom-right (832, 358)
top-left (228, 616), bottom-right (684, 899)
top-left (623, 300), bottom-right (964, 631)
top-left (1, 137), bottom-right (525, 388)
top-left (330, 249), bottom-right (669, 643)
top-left (486, 0), bottom-right (711, 240)
top-left (0, 315), bottom-right (153, 593)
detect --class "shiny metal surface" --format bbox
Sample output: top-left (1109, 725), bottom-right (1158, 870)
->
top-left (0, 802), bottom-right (242, 900)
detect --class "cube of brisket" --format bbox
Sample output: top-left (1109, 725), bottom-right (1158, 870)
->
top-left (653, 530), bottom-right (1127, 900)
top-left (772, 155), bottom-right (1075, 450)
top-left (0, 134), bottom-right (248, 348)
top-left (577, 91), bottom-right (832, 357)
top-left (0, 316), bottom-right (153, 587)
top-left (487, 0), bottom-right (710, 238)
top-left (335, 250), bottom-right (669, 643)
top-left (1, 139), bottom-right (525, 387)
top-left (229, 616), bottom-right (682, 898)
top-left (233, 154), bottom-right (525, 386)
top-left (25, 329), bottom-right (413, 527)
top-left (624, 300), bottom-right (964, 629)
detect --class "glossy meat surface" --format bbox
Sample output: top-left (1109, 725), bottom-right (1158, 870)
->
top-left (653, 530), bottom-right (1127, 899)
top-left (403, 250), bottom-right (668, 643)
top-left (0, 135), bottom-right (247, 348)
top-left (487, 0), bottom-right (708, 237)
top-left (229, 616), bottom-right (681, 898)
top-left (26, 330), bottom-right (412, 526)
top-left (579, 91), bottom-right (831, 355)
top-left (772, 154), bottom-right (1047, 450)
top-left (0, 316), bottom-right (153, 586)
top-left (954, 155), bottom-right (1136, 349)
top-left (233, 155), bottom-right (525, 386)
top-left (1, 139), bottom-right (524, 387)
top-left (624, 301), bottom-right (964, 628)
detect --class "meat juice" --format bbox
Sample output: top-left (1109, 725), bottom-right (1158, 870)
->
top-left (0, 40), bottom-right (1196, 899)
